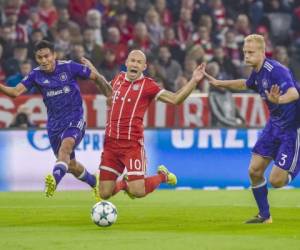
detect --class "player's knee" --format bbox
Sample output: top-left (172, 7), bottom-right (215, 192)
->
top-left (99, 189), bottom-right (112, 200)
top-left (129, 189), bottom-right (146, 198)
top-left (248, 166), bottom-right (263, 180)
top-left (127, 186), bottom-right (145, 198)
top-left (269, 176), bottom-right (286, 188)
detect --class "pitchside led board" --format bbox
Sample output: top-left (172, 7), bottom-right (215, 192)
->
top-left (0, 129), bottom-right (299, 191)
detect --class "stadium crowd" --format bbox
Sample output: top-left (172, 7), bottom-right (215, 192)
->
top-left (0, 0), bottom-right (300, 95)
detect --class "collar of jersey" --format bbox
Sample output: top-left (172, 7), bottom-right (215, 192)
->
top-left (124, 73), bottom-right (144, 83)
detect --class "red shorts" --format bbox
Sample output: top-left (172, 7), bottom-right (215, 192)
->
top-left (99, 137), bottom-right (147, 181)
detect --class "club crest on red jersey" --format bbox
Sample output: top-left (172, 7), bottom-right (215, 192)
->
top-left (133, 84), bottom-right (140, 91)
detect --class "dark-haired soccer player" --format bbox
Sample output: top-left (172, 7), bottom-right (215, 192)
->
top-left (203, 34), bottom-right (300, 223)
top-left (0, 40), bottom-right (112, 200)
top-left (90, 50), bottom-right (205, 200)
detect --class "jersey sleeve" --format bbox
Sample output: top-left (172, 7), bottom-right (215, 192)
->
top-left (21, 71), bottom-right (36, 91)
top-left (145, 79), bottom-right (164, 100)
top-left (271, 67), bottom-right (295, 93)
top-left (69, 61), bottom-right (91, 79)
top-left (245, 71), bottom-right (257, 91)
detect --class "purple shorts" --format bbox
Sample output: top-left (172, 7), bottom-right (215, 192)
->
top-left (253, 122), bottom-right (300, 179)
top-left (48, 120), bottom-right (85, 160)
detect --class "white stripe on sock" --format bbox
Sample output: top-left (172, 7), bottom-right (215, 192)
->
top-left (78, 168), bottom-right (87, 179)
top-left (55, 161), bottom-right (68, 170)
top-left (251, 178), bottom-right (267, 189)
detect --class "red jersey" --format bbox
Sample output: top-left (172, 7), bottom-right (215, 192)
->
top-left (105, 72), bottom-right (164, 141)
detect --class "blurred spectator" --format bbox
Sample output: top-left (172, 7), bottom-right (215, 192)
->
top-left (207, 62), bottom-right (245, 127)
top-left (0, 43), bottom-right (6, 82)
top-left (177, 7), bottom-right (194, 50)
top-left (155, 45), bottom-right (182, 92)
top-left (104, 27), bottom-right (128, 65)
top-left (69, 43), bottom-right (85, 63)
top-left (175, 75), bottom-right (189, 90)
top-left (160, 27), bottom-right (184, 63)
top-left (3, 0), bottom-right (30, 24)
top-left (128, 22), bottom-right (152, 55)
top-left (53, 0), bottom-right (68, 8)
top-left (0, 24), bottom-right (15, 58)
top-left (68, 0), bottom-right (96, 26)
top-left (273, 45), bottom-right (290, 67)
top-left (154, 0), bottom-right (173, 27)
top-left (6, 59), bottom-right (32, 87)
top-left (113, 9), bottom-right (133, 44)
top-left (9, 104), bottom-right (36, 128)
top-left (256, 25), bottom-right (273, 58)
top-left (198, 14), bottom-right (214, 34)
top-left (145, 8), bottom-right (164, 47)
top-left (94, 0), bottom-right (116, 26)
top-left (4, 10), bottom-right (28, 43)
top-left (125, 0), bottom-right (142, 24)
top-left (54, 26), bottom-right (72, 55)
top-left (86, 9), bottom-right (104, 46)
top-left (182, 58), bottom-right (197, 80)
top-left (54, 46), bottom-right (66, 60)
top-left (211, 46), bottom-right (239, 79)
top-left (82, 27), bottom-right (103, 67)
top-left (37, 0), bottom-right (58, 28)
top-left (146, 59), bottom-right (164, 85)
top-left (208, 0), bottom-right (226, 31)
top-left (99, 49), bottom-right (119, 81)
top-left (292, 3), bottom-right (300, 40)
top-left (186, 44), bottom-right (206, 64)
top-left (3, 43), bottom-right (28, 77)
top-left (223, 29), bottom-right (241, 66)
top-left (28, 29), bottom-right (46, 60)
top-left (192, 25), bottom-right (214, 61)
top-left (56, 8), bottom-right (81, 40)
top-left (26, 8), bottom-right (49, 36)
top-left (235, 14), bottom-right (251, 45)
top-left (264, 0), bottom-right (291, 13)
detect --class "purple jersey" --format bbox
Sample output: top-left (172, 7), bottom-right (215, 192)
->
top-left (21, 60), bottom-right (91, 133)
top-left (246, 58), bottom-right (300, 129)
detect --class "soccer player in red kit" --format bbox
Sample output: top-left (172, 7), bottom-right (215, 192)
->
top-left (97, 50), bottom-right (205, 199)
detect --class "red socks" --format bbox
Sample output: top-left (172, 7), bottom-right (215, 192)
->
top-left (112, 173), bottom-right (166, 196)
top-left (113, 180), bottom-right (128, 195)
top-left (144, 173), bottom-right (166, 194)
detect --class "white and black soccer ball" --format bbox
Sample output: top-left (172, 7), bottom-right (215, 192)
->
top-left (91, 201), bottom-right (117, 227)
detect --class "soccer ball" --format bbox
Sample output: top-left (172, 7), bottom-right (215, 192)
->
top-left (91, 201), bottom-right (117, 227)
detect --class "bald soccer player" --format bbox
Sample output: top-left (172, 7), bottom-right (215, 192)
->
top-left (90, 50), bottom-right (205, 200)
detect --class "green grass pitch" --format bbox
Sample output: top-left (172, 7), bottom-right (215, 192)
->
top-left (1, 189), bottom-right (300, 250)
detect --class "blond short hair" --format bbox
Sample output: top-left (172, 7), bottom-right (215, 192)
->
top-left (244, 34), bottom-right (265, 52)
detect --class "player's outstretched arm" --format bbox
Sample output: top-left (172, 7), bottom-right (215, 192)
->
top-left (0, 83), bottom-right (27, 98)
top-left (80, 57), bottom-right (112, 97)
top-left (157, 63), bottom-right (205, 105)
top-left (265, 84), bottom-right (299, 104)
top-left (203, 71), bottom-right (247, 91)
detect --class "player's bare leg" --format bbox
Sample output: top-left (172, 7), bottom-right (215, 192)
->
top-left (269, 166), bottom-right (290, 188)
top-left (99, 180), bottom-right (116, 199)
top-left (246, 154), bottom-right (273, 224)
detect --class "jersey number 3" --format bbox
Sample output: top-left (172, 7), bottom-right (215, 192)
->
top-left (278, 153), bottom-right (288, 167)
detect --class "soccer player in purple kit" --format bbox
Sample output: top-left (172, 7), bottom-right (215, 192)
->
top-left (0, 40), bottom-right (112, 200)
top-left (203, 34), bottom-right (300, 223)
